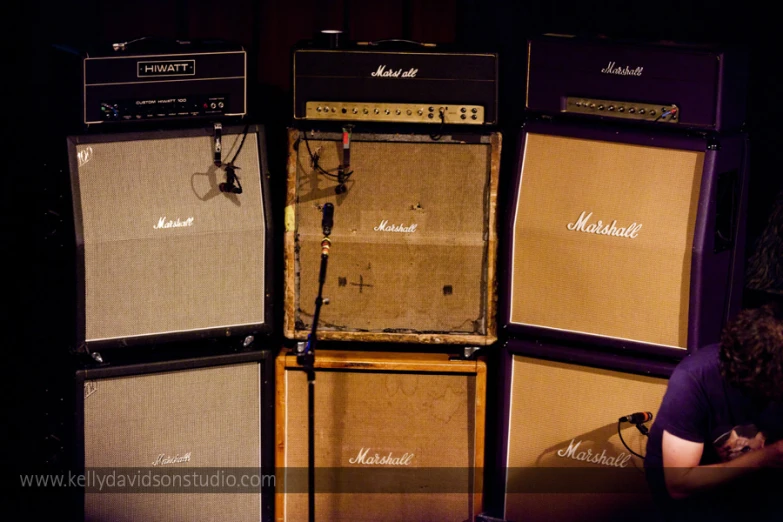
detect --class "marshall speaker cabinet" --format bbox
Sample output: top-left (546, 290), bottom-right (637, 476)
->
top-left (284, 129), bottom-right (501, 345)
top-left (491, 340), bottom-right (674, 522)
top-left (275, 349), bottom-right (486, 521)
top-left (293, 43), bottom-right (498, 125)
top-left (76, 350), bottom-right (273, 522)
top-left (67, 124), bottom-right (274, 352)
top-left (500, 120), bottom-right (749, 358)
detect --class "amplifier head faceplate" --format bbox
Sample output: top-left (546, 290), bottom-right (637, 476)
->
top-left (54, 40), bottom-right (247, 126)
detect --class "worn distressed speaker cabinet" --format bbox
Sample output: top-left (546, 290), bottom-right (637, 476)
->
top-left (501, 121), bottom-right (749, 358)
top-left (67, 125), bottom-right (273, 351)
top-left (75, 350), bottom-right (273, 522)
top-left (275, 350), bottom-right (486, 521)
top-left (491, 340), bottom-right (674, 522)
top-left (284, 129), bottom-right (500, 345)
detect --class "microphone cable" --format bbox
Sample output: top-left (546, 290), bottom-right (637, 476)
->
top-left (617, 419), bottom-right (648, 460)
top-left (429, 107), bottom-right (446, 141)
top-left (301, 131), bottom-right (354, 187)
top-left (218, 124), bottom-right (250, 194)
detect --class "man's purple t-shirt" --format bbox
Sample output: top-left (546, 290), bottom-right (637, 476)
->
top-left (644, 344), bottom-right (783, 519)
top-left (646, 344), bottom-right (781, 469)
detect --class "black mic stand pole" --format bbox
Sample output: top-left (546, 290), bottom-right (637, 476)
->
top-left (296, 204), bottom-right (334, 522)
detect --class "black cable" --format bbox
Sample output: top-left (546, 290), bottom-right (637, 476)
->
top-left (617, 421), bottom-right (646, 459)
top-left (430, 109), bottom-right (446, 141)
top-left (218, 124), bottom-right (250, 194)
top-left (228, 124), bottom-right (250, 165)
top-left (301, 131), bottom-right (354, 182)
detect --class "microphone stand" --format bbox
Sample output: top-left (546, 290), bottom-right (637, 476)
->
top-left (296, 203), bottom-right (334, 522)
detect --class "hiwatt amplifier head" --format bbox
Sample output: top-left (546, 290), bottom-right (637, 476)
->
top-left (51, 38), bottom-right (246, 129)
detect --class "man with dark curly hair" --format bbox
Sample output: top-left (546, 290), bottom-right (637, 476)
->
top-left (645, 304), bottom-right (783, 521)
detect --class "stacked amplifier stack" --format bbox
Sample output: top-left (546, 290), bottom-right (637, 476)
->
top-left (43, 40), bottom-right (278, 522)
top-left (492, 35), bottom-right (750, 522)
top-left (279, 36), bottom-right (500, 521)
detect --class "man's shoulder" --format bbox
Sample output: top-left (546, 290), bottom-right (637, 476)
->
top-left (672, 343), bottom-right (721, 380)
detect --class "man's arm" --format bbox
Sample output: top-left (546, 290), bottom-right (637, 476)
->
top-left (662, 429), bottom-right (783, 499)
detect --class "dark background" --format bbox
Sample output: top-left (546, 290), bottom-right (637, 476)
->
top-left (5, 1), bottom-right (781, 520)
top-left (11, 0), bottom-right (780, 278)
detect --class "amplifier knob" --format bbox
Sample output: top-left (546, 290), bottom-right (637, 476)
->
top-left (461, 107), bottom-right (466, 113)
top-left (374, 108), bottom-right (380, 114)
top-left (639, 108), bottom-right (645, 114)
top-left (395, 109), bottom-right (401, 115)
top-left (363, 108), bottom-right (369, 114)
top-left (461, 114), bottom-right (466, 120)
top-left (629, 108), bottom-right (635, 114)
top-left (418, 109), bottom-right (423, 115)
top-left (352, 108), bottom-right (358, 114)
top-left (471, 108), bottom-right (478, 113)
top-left (341, 108), bottom-right (347, 114)
top-left (406, 109), bottom-right (412, 115)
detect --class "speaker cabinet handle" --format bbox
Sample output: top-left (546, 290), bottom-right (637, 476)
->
top-left (714, 169), bottom-right (739, 253)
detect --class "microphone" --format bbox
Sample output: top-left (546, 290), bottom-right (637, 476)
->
top-left (219, 164), bottom-right (242, 194)
top-left (321, 203), bottom-right (334, 236)
top-left (219, 181), bottom-right (242, 194)
top-left (619, 412), bottom-right (653, 424)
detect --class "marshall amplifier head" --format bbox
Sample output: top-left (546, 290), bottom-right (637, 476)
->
top-left (526, 34), bottom-right (748, 132)
top-left (293, 41), bottom-right (498, 126)
top-left (52, 39), bottom-right (246, 126)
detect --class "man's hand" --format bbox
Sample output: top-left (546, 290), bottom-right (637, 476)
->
top-left (663, 430), bottom-right (783, 499)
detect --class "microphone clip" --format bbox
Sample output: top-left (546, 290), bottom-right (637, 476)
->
top-left (635, 423), bottom-right (650, 436)
top-left (335, 125), bottom-right (354, 195)
top-left (213, 123), bottom-right (223, 167)
top-left (335, 168), bottom-right (348, 195)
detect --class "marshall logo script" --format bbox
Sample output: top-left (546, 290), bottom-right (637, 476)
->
top-left (154, 217), bottom-right (195, 230)
top-left (567, 211), bottom-right (642, 239)
top-left (348, 448), bottom-right (415, 466)
top-left (138, 60), bottom-right (196, 77)
top-left (370, 65), bottom-right (419, 78)
top-left (152, 452), bottom-right (192, 466)
top-left (373, 220), bottom-right (418, 233)
top-left (600, 61), bottom-right (643, 77)
top-left (557, 439), bottom-right (632, 468)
